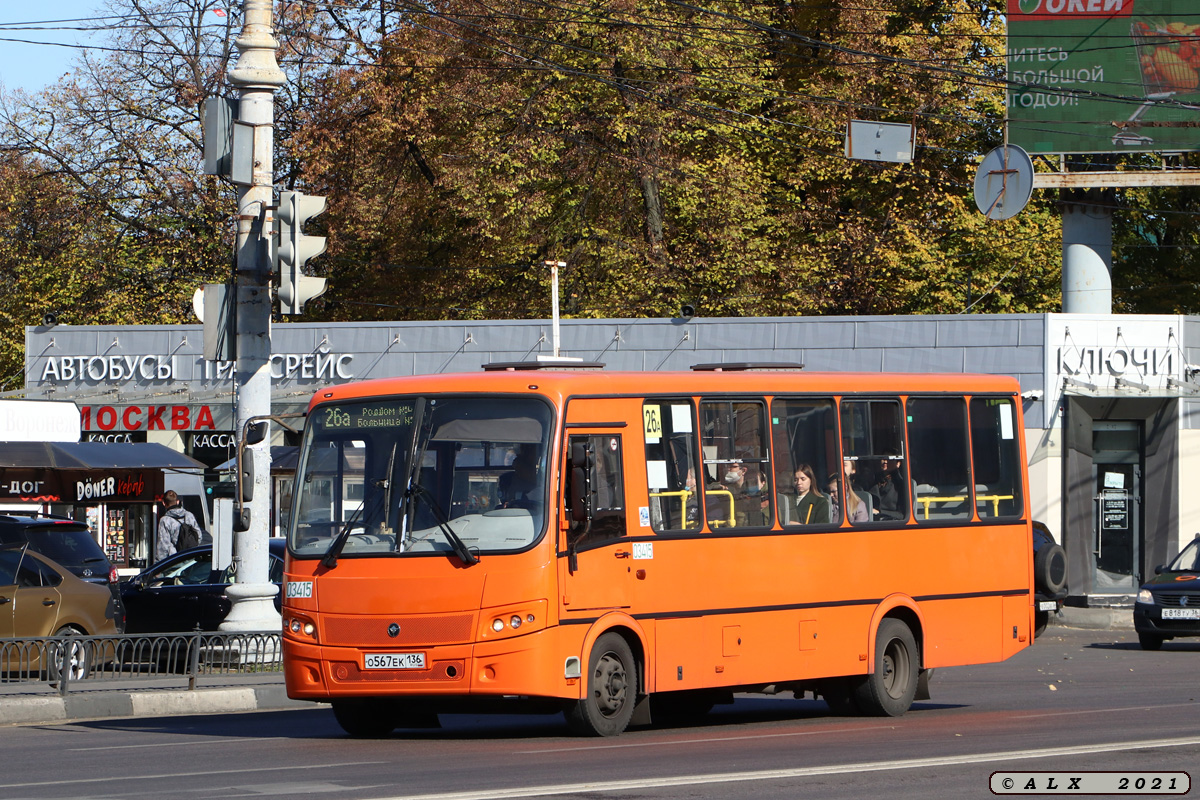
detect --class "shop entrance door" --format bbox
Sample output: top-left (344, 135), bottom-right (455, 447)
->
top-left (1091, 421), bottom-right (1141, 595)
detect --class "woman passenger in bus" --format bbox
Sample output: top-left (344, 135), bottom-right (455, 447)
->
top-left (827, 472), bottom-right (867, 524)
top-left (790, 464), bottom-right (830, 525)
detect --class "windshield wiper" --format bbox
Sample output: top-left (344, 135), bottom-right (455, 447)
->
top-left (397, 398), bottom-right (428, 552)
top-left (320, 495), bottom-right (371, 569)
top-left (411, 485), bottom-right (479, 566)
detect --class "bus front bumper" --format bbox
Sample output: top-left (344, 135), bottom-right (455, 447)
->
top-left (284, 625), bottom-right (580, 702)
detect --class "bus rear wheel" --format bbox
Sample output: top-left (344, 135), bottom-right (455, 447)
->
top-left (566, 632), bottom-right (638, 737)
top-left (332, 698), bottom-right (397, 738)
top-left (854, 618), bottom-right (919, 717)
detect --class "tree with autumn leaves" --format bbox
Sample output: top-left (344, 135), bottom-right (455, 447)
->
top-left (0, 0), bottom-right (1109, 391)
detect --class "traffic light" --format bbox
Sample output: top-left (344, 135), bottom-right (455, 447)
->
top-left (276, 190), bottom-right (328, 315)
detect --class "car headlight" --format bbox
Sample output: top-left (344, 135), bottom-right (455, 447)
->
top-left (1137, 589), bottom-right (1154, 604)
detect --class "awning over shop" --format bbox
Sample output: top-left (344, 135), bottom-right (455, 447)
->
top-left (214, 446), bottom-right (299, 475)
top-left (0, 442), bottom-right (204, 504)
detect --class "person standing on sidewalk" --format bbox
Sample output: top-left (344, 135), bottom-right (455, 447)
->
top-left (156, 490), bottom-right (202, 563)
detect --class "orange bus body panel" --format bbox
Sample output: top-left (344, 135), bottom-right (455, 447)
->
top-left (283, 369), bottom-right (1034, 710)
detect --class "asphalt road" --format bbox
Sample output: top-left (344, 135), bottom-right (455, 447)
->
top-left (2, 628), bottom-right (1197, 800)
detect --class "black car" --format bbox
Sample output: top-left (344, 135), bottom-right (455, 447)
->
top-left (1134, 533), bottom-right (1200, 650)
top-left (0, 513), bottom-right (124, 627)
top-left (1032, 520), bottom-right (1068, 637)
top-left (120, 539), bottom-right (285, 633)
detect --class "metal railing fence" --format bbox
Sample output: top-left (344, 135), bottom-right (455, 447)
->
top-left (0, 631), bottom-right (281, 695)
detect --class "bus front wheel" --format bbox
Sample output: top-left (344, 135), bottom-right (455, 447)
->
top-left (566, 632), bottom-right (638, 737)
top-left (854, 618), bottom-right (919, 717)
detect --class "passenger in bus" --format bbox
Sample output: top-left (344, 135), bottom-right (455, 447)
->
top-left (683, 468), bottom-right (700, 527)
top-left (738, 466), bottom-right (770, 527)
top-left (827, 472), bottom-right (867, 524)
top-left (498, 450), bottom-right (540, 508)
top-left (790, 464), bottom-right (830, 525)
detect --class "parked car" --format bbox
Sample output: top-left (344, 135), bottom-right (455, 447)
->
top-left (1134, 533), bottom-right (1200, 650)
top-left (0, 513), bottom-right (119, 585)
top-left (1, 543), bottom-right (123, 680)
top-left (1032, 520), bottom-right (1068, 637)
top-left (120, 539), bottom-right (285, 633)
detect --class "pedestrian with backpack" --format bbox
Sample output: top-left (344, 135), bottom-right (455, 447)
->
top-left (156, 490), bottom-right (206, 562)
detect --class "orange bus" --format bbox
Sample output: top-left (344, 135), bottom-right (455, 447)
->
top-left (281, 363), bottom-right (1034, 737)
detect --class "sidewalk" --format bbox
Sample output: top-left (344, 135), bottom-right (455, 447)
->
top-left (0, 672), bottom-right (316, 727)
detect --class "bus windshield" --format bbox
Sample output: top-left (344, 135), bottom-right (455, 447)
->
top-left (289, 396), bottom-right (554, 560)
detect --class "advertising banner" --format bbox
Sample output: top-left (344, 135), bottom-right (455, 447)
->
top-left (1007, 0), bottom-right (1200, 154)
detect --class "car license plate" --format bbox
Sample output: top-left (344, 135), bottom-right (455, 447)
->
top-left (1038, 600), bottom-right (1058, 611)
top-left (363, 652), bottom-right (426, 670)
top-left (1162, 608), bottom-right (1200, 620)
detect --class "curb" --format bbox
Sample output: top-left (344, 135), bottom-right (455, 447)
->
top-left (0, 684), bottom-right (315, 727)
top-left (1052, 605), bottom-right (1135, 631)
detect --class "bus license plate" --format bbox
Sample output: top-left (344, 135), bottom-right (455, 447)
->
top-left (364, 652), bottom-right (426, 670)
top-left (1162, 608), bottom-right (1200, 620)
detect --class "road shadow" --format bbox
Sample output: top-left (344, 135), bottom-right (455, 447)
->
top-left (1087, 639), bottom-right (1200, 652)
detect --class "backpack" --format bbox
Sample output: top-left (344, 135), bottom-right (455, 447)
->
top-left (176, 520), bottom-right (202, 551)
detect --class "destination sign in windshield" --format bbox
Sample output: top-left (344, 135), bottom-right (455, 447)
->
top-left (316, 401), bottom-right (414, 431)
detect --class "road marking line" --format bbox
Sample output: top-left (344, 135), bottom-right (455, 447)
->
top-left (69, 736), bottom-right (286, 751)
top-left (518, 723), bottom-right (903, 753)
top-left (364, 736), bottom-right (1200, 800)
top-left (0, 761), bottom-right (389, 790)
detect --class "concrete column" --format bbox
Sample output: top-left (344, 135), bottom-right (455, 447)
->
top-left (1061, 202), bottom-right (1113, 314)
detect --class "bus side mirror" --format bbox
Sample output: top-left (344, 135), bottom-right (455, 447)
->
top-left (568, 442), bottom-right (592, 525)
top-left (245, 421), bottom-right (268, 446)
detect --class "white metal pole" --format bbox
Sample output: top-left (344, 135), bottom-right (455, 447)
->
top-left (222, 0), bottom-right (286, 631)
top-left (546, 260), bottom-right (566, 358)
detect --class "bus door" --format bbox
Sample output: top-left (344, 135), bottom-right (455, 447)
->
top-left (560, 430), bottom-right (632, 617)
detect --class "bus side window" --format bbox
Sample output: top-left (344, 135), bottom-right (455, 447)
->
top-left (771, 398), bottom-right (838, 527)
top-left (908, 397), bottom-right (972, 521)
top-left (841, 399), bottom-right (910, 523)
top-left (970, 397), bottom-right (1024, 519)
top-left (570, 434), bottom-right (627, 540)
top-left (700, 400), bottom-right (771, 529)
top-left (644, 401), bottom-right (700, 532)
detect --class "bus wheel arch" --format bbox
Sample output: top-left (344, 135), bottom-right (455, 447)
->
top-left (567, 630), bottom-right (639, 736)
top-left (866, 598), bottom-right (924, 671)
top-left (857, 608), bottom-right (923, 717)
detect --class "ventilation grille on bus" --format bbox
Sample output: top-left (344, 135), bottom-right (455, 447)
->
top-left (322, 613), bottom-right (476, 647)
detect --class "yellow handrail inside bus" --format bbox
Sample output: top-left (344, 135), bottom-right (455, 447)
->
top-left (649, 489), bottom-right (694, 527)
top-left (705, 489), bottom-right (736, 528)
top-left (915, 494), bottom-right (1015, 519)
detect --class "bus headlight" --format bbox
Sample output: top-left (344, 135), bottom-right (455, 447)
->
top-left (285, 615), bottom-right (319, 642)
top-left (480, 600), bottom-right (548, 640)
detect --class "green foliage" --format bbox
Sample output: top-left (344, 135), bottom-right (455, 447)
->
top-left (293, 0), bottom-right (1061, 322)
top-left (1, 0), bottom-right (1082, 393)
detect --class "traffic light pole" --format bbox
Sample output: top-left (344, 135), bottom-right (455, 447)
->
top-left (221, 0), bottom-right (285, 632)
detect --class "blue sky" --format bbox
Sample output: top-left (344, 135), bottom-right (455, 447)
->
top-left (0, 3), bottom-right (104, 94)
